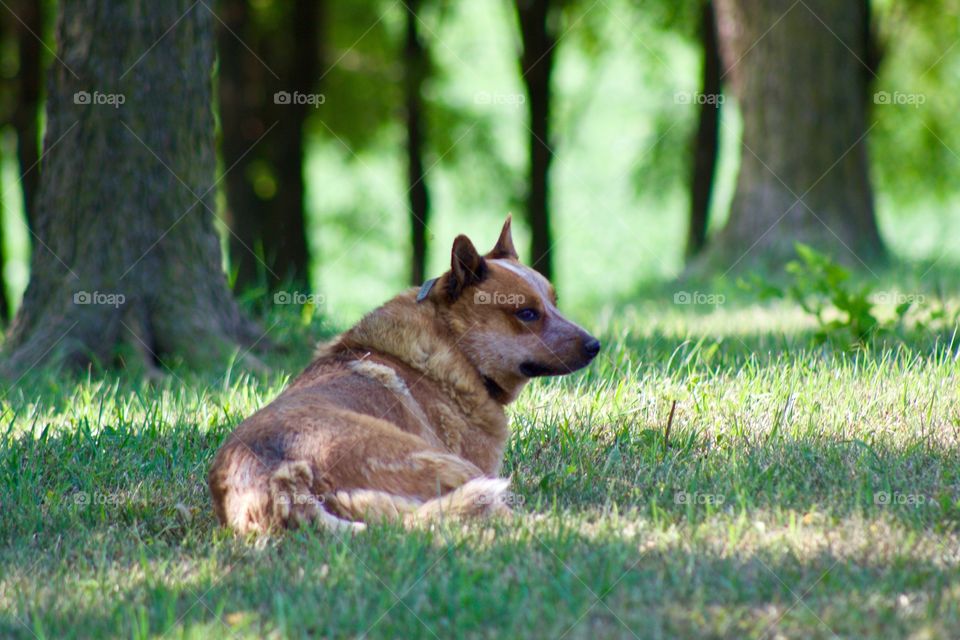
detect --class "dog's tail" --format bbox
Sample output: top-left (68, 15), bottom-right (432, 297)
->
top-left (406, 477), bottom-right (511, 525)
top-left (213, 452), bottom-right (508, 535)
top-left (268, 461), bottom-right (366, 533)
top-left (329, 477), bottom-right (512, 527)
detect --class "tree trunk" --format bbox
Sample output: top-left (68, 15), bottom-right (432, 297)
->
top-left (11, 0), bottom-right (45, 231)
top-left (405, 0), bottom-right (430, 286)
top-left (217, 0), bottom-right (262, 291)
top-left (700, 0), bottom-right (884, 271)
top-left (218, 0), bottom-right (316, 293)
top-left (2, 0), bottom-right (260, 377)
top-left (862, 0), bottom-right (881, 96)
top-left (685, 0), bottom-right (721, 260)
top-left (516, 0), bottom-right (556, 279)
top-left (266, 0), bottom-right (316, 289)
top-left (0, 141), bottom-right (7, 322)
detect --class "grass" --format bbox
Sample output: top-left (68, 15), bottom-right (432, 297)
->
top-left (2, 272), bottom-right (960, 639)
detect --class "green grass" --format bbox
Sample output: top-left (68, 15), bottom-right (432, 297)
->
top-left (2, 274), bottom-right (960, 639)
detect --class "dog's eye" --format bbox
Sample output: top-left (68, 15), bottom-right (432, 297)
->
top-left (515, 308), bottom-right (540, 322)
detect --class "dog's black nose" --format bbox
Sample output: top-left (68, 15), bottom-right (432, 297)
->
top-left (583, 337), bottom-right (601, 357)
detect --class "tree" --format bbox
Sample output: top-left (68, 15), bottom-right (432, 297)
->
top-left (2, 0), bottom-right (260, 376)
top-left (699, 0), bottom-right (885, 270)
top-left (685, 0), bottom-right (721, 259)
top-left (11, 0), bottom-right (45, 232)
top-left (0, 0), bottom-right (48, 321)
top-left (0, 142), bottom-right (6, 321)
top-left (404, 0), bottom-right (431, 286)
top-left (218, 0), bottom-right (319, 293)
top-left (515, 0), bottom-right (557, 279)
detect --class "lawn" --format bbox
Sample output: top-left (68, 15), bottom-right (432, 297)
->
top-left (2, 269), bottom-right (959, 639)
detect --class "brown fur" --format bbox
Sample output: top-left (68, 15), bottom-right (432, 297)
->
top-left (208, 217), bottom-right (599, 534)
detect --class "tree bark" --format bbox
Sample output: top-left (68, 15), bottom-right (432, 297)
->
top-left (405, 0), bottom-right (430, 286)
top-left (217, 0), bottom-right (261, 290)
top-left (685, 0), bottom-right (722, 260)
top-left (11, 0), bottom-right (44, 232)
top-left (2, 0), bottom-right (260, 377)
top-left (862, 0), bottom-right (881, 97)
top-left (268, 0), bottom-right (316, 289)
top-left (218, 0), bottom-right (317, 293)
top-left (516, 0), bottom-right (556, 279)
top-left (700, 0), bottom-right (885, 271)
top-left (0, 141), bottom-right (7, 322)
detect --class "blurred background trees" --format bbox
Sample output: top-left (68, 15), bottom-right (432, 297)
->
top-left (684, 0), bottom-right (720, 260)
top-left (217, 0), bottom-right (320, 293)
top-left (0, 0), bottom-right (47, 321)
top-left (0, 0), bottom-right (958, 370)
top-left (403, 0), bottom-right (432, 285)
top-left (515, 0), bottom-right (558, 279)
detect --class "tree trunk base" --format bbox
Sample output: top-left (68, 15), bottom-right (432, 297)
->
top-left (2, 292), bottom-right (265, 380)
top-left (685, 213), bottom-right (888, 280)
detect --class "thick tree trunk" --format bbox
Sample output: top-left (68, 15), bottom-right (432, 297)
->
top-left (700, 0), bottom-right (885, 271)
top-left (516, 0), bottom-right (555, 279)
top-left (685, 0), bottom-right (721, 260)
top-left (11, 0), bottom-right (44, 231)
top-left (405, 0), bottom-right (430, 286)
top-left (218, 0), bottom-right (316, 293)
top-left (2, 0), bottom-right (260, 377)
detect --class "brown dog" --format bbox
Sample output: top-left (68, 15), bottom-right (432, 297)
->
top-left (208, 217), bottom-right (600, 533)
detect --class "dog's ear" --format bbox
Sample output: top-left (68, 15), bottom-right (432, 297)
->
top-left (448, 235), bottom-right (487, 297)
top-left (486, 214), bottom-right (518, 260)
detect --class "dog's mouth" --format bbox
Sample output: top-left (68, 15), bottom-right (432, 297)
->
top-left (519, 361), bottom-right (562, 378)
top-left (520, 355), bottom-right (597, 378)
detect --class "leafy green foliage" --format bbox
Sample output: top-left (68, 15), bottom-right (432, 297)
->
top-left (871, 0), bottom-right (960, 206)
top-left (744, 244), bottom-right (913, 344)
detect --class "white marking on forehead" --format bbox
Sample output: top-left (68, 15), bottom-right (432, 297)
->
top-left (490, 259), bottom-right (552, 300)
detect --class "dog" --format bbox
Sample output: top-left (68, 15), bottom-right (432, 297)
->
top-left (208, 216), bottom-right (600, 533)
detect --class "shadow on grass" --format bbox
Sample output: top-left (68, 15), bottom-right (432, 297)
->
top-left (2, 516), bottom-right (958, 638)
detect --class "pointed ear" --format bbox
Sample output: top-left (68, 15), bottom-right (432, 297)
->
top-left (448, 235), bottom-right (487, 297)
top-left (486, 214), bottom-right (518, 260)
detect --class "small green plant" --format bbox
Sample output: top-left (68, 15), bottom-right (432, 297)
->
top-left (745, 244), bottom-right (915, 344)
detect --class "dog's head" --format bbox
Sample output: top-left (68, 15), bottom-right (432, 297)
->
top-left (428, 216), bottom-right (600, 403)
